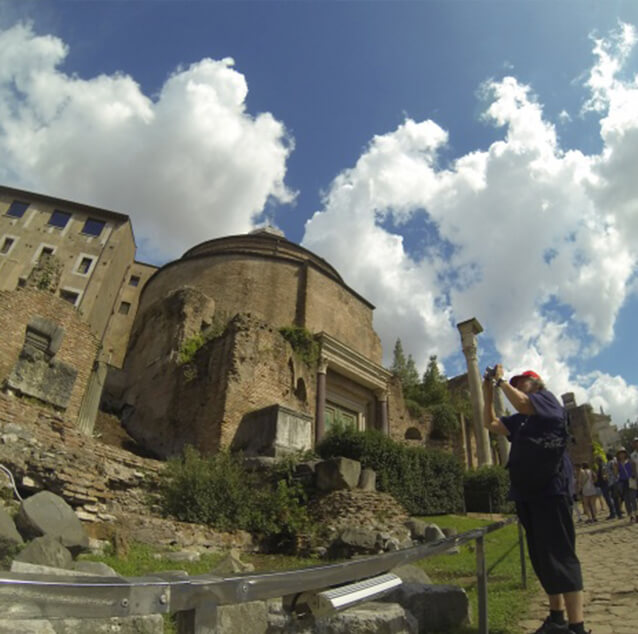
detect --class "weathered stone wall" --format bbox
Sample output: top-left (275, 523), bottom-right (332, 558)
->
top-left (138, 255), bottom-right (300, 335)
top-left (304, 266), bottom-right (382, 363)
top-left (0, 392), bottom-right (162, 521)
top-left (135, 239), bottom-right (381, 362)
top-left (387, 376), bottom-right (430, 445)
top-left (121, 311), bottom-right (316, 458)
top-left (220, 315), bottom-right (316, 450)
top-left (0, 289), bottom-right (100, 424)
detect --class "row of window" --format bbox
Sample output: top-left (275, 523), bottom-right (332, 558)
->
top-left (5, 200), bottom-right (106, 237)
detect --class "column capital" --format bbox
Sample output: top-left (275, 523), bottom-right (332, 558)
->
top-left (374, 388), bottom-right (388, 402)
top-left (317, 357), bottom-right (329, 374)
top-left (456, 317), bottom-right (484, 337)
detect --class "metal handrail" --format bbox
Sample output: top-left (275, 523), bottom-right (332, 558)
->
top-left (0, 516), bottom-right (521, 633)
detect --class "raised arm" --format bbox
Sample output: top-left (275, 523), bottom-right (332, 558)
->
top-left (482, 374), bottom-right (509, 436)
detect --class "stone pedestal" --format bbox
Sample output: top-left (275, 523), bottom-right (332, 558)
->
top-left (457, 318), bottom-right (492, 466)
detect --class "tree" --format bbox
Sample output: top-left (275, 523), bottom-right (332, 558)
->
top-left (421, 355), bottom-right (449, 407)
top-left (391, 339), bottom-right (407, 378)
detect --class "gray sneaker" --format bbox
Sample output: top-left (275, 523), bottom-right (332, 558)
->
top-left (533, 617), bottom-right (569, 633)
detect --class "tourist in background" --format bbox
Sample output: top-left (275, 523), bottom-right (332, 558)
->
top-left (594, 455), bottom-right (616, 520)
top-left (615, 448), bottom-right (637, 523)
top-left (605, 452), bottom-right (623, 518)
top-left (579, 463), bottom-right (597, 523)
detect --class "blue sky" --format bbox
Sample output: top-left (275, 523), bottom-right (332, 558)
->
top-left (1, 1), bottom-right (638, 427)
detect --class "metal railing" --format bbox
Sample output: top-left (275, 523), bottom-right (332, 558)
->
top-left (0, 516), bottom-right (524, 634)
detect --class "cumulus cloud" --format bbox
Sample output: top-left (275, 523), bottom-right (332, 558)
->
top-left (0, 22), bottom-right (295, 262)
top-left (303, 23), bottom-right (638, 426)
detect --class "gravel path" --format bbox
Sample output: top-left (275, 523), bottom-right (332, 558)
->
top-left (518, 517), bottom-right (638, 634)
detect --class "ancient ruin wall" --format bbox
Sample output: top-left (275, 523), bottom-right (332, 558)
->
top-left (304, 266), bottom-right (382, 363)
top-left (0, 289), bottom-right (99, 424)
top-left (122, 305), bottom-right (316, 458)
top-left (137, 255), bottom-right (301, 334)
top-left (219, 314), bottom-right (316, 450)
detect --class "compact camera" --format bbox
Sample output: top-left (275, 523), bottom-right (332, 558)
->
top-left (484, 365), bottom-right (497, 380)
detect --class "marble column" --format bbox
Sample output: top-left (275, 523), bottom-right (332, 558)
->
top-left (315, 358), bottom-right (328, 446)
top-left (375, 389), bottom-right (389, 435)
top-left (457, 318), bottom-right (492, 466)
top-left (493, 384), bottom-right (511, 465)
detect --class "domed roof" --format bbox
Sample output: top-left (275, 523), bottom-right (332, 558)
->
top-left (181, 231), bottom-right (344, 283)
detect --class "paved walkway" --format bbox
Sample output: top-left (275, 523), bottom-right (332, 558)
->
top-left (519, 517), bottom-right (638, 634)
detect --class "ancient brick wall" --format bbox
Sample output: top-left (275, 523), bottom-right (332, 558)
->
top-left (304, 267), bottom-right (382, 363)
top-left (121, 311), bottom-right (316, 458)
top-left (0, 289), bottom-right (99, 424)
top-left (220, 315), bottom-right (316, 449)
top-left (387, 376), bottom-right (431, 444)
top-left (137, 255), bottom-right (301, 333)
top-left (0, 393), bottom-right (162, 521)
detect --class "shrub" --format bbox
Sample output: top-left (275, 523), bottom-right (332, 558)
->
top-left (429, 403), bottom-right (459, 439)
top-left (156, 447), bottom-right (309, 547)
top-left (317, 425), bottom-right (464, 515)
top-left (405, 398), bottom-right (426, 419)
top-left (463, 465), bottom-right (514, 513)
top-left (279, 326), bottom-right (320, 366)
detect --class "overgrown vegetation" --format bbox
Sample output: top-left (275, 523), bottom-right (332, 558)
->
top-left (279, 325), bottom-right (320, 366)
top-left (317, 424), bottom-right (464, 515)
top-left (156, 447), bottom-right (309, 550)
top-left (391, 341), bottom-right (468, 439)
top-left (463, 465), bottom-right (514, 514)
top-left (177, 312), bottom-right (230, 365)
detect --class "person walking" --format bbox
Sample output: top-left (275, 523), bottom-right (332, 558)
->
top-left (594, 455), bottom-right (617, 519)
top-left (615, 447), bottom-right (637, 523)
top-left (579, 463), bottom-right (597, 523)
top-left (483, 366), bottom-right (590, 634)
top-left (605, 452), bottom-right (623, 519)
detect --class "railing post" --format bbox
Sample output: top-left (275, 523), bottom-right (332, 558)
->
top-left (176, 602), bottom-right (218, 634)
top-left (476, 534), bottom-right (488, 634)
top-left (518, 521), bottom-right (527, 589)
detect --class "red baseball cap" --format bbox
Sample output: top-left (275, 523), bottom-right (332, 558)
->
top-left (510, 370), bottom-right (542, 387)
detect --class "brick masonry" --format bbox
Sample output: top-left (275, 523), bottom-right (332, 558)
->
top-left (0, 288), bottom-right (100, 424)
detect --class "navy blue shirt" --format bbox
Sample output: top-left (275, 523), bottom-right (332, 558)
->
top-left (501, 389), bottom-right (572, 501)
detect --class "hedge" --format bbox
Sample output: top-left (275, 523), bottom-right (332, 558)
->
top-left (463, 465), bottom-right (514, 513)
top-left (317, 425), bottom-right (464, 515)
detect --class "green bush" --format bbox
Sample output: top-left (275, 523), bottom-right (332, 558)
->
top-left (429, 402), bottom-right (459, 439)
top-left (156, 447), bottom-right (309, 547)
top-left (279, 326), bottom-right (320, 366)
top-left (317, 425), bottom-right (464, 515)
top-left (463, 465), bottom-right (514, 513)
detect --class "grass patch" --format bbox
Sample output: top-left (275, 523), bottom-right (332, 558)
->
top-left (415, 514), bottom-right (539, 634)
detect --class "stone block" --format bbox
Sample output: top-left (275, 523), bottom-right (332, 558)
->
top-left (0, 615), bottom-right (164, 633)
top-left (316, 457), bottom-right (362, 492)
top-left (231, 404), bottom-right (313, 457)
top-left (383, 583), bottom-right (470, 632)
top-left (217, 601), bottom-right (268, 633)
top-left (15, 491), bottom-right (89, 555)
top-left (358, 468), bottom-right (376, 491)
top-left (391, 564), bottom-right (432, 585)
top-left (13, 535), bottom-right (73, 569)
top-left (0, 505), bottom-right (23, 559)
top-left (424, 523), bottom-right (446, 543)
top-left (405, 518), bottom-right (428, 541)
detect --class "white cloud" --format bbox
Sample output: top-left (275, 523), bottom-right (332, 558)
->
top-left (577, 371), bottom-right (638, 429)
top-left (303, 23), bottom-right (638, 426)
top-left (0, 22), bottom-right (295, 262)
